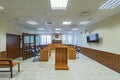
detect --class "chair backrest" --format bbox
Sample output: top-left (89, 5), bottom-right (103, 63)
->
top-left (31, 49), bottom-right (35, 54)
top-left (77, 48), bottom-right (80, 52)
top-left (35, 48), bottom-right (39, 53)
top-left (38, 47), bottom-right (41, 51)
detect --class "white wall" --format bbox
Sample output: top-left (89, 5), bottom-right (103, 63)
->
top-left (0, 19), bottom-right (33, 51)
top-left (0, 20), bottom-right (2, 51)
top-left (80, 13), bottom-right (120, 54)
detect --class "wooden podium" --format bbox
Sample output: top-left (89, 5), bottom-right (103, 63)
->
top-left (55, 46), bottom-right (69, 70)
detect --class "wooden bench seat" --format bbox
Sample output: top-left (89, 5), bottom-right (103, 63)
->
top-left (0, 58), bottom-right (20, 78)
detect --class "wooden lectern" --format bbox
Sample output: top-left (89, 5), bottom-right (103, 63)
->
top-left (55, 46), bottom-right (69, 70)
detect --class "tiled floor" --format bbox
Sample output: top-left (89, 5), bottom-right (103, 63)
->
top-left (0, 51), bottom-right (120, 80)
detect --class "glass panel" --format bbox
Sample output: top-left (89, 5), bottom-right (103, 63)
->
top-left (36, 35), bottom-right (40, 45)
top-left (30, 36), bottom-right (34, 43)
top-left (24, 36), bottom-right (29, 43)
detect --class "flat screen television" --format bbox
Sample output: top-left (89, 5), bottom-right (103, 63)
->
top-left (86, 33), bottom-right (99, 43)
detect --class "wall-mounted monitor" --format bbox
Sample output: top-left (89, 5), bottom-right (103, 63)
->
top-left (86, 33), bottom-right (99, 43)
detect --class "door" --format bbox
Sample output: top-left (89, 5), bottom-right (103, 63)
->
top-left (6, 34), bottom-right (20, 59)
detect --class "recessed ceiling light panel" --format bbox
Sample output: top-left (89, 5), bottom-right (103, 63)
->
top-left (72, 28), bottom-right (79, 30)
top-left (38, 28), bottom-right (44, 30)
top-left (99, 0), bottom-right (120, 9)
top-left (26, 21), bottom-right (38, 25)
top-left (50, 0), bottom-right (68, 10)
top-left (55, 28), bottom-right (61, 30)
top-left (62, 21), bottom-right (72, 25)
top-left (79, 21), bottom-right (90, 25)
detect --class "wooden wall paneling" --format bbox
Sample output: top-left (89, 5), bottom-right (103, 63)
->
top-left (92, 49), bottom-right (97, 61)
top-left (87, 48), bottom-right (90, 57)
top-left (0, 51), bottom-right (7, 58)
top-left (79, 46), bottom-right (120, 73)
top-left (84, 47), bottom-right (86, 56)
top-left (118, 55), bottom-right (120, 73)
top-left (109, 53), bottom-right (119, 72)
top-left (103, 52), bottom-right (111, 67)
top-left (89, 48), bottom-right (92, 58)
top-left (96, 51), bottom-right (104, 64)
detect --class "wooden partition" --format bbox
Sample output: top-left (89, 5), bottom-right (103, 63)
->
top-left (22, 33), bottom-right (36, 60)
top-left (68, 46), bottom-right (76, 59)
top-left (52, 40), bottom-right (62, 44)
top-left (48, 44), bottom-right (66, 50)
top-left (40, 44), bottom-right (66, 62)
top-left (119, 56), bottom-right (120, 73)
top-left (55, 46), bottom-right (69, 70)
top-left (40, 47), bottom-right (51, 61)
top-left (79, 46), bottom-right (120, 73)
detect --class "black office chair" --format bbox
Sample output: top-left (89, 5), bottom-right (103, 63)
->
top-left (35, 48), bottom-right (40, 56)
top-left (32, 49), bottom-right (40, 62)
top-left (76, 48), bottom-right (80, 59)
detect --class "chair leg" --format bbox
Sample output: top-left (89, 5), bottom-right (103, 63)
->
top-left (10, 66), bottom-right (12, 78)
top-left (18, 63), bottom-right (20, 72)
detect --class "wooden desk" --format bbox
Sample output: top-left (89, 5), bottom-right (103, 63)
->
top-left (40, 44), bottom-right (66, 61)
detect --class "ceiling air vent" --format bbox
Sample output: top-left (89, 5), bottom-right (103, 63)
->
top-left (45, 21), bottom-right (54, 25)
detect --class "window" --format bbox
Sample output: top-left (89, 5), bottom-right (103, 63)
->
top-left (40, 34), bottom-right (52, 44)
top-left (62, 34), bottom-right (67, 44)
top-left (67, 35), bottom-right (72, 44)
top-left (36, 35), bottom-right (40, 45)
top-left (46, 35), bottom-right (52, 44)
top-left (62, 34), bottom-right (73, 44)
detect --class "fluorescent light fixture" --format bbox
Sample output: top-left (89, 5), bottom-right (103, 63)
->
top-left (50, 0), bottom-right (68, 10)
top-left (38, 28), bottom-right (44, 30)
top-left (72, 28), bottom-right (79, 30)
top-left (62, 21), bottom-right (72, 25)
top-left (99, 0), bottom-right (120, 9)
top-left (79, 21), bottom-right (90, 25)
top-left (0, 6), bottom-right (4, 10)
top-left (55, 28), bottom-right (61, 30)
top-left (26, 21), bottom-right (38, 25)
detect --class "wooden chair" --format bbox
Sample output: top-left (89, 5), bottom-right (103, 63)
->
top-left (0, 58), bottom-right (20, 78)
